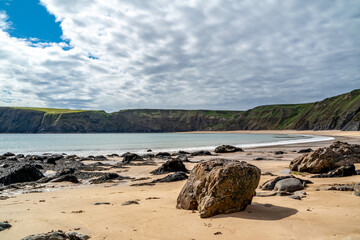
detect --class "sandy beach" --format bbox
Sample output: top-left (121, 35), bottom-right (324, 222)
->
top-left (1, 130), bottom-right (359, 240)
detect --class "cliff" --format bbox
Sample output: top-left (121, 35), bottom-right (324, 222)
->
top-left (0, 89), bottom-right (359, 133)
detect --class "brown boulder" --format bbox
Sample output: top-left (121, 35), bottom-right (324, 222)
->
top-left (176, 159), bottom-right (260, 218)
top-left (289, 141), bottom-right (360, 173)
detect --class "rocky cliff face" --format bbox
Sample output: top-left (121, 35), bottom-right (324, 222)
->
top-left (0, 89), bottom-right (359, 133)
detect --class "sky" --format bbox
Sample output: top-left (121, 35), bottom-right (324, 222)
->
top-left (0, 0), bottom-right (359, 112)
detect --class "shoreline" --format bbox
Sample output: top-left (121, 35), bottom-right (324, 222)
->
top-left (1, 130), bottom-right (356, 156)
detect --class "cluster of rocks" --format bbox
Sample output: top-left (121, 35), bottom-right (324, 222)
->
top-left (289, 141), bottom-right (360, 175)
top-left (177, 158), bottom-right (260, 218)
top-left (0, 152), bottom-right (132, 190)
top-left (258, 176), bottom-right (312, 200)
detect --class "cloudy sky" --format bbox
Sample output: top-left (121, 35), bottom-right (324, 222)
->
top-left (0, 0), bottom-right (359, 112)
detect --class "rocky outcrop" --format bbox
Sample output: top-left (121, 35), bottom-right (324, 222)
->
top-left (214, 145), bottom-right (243, 153)
top-left (151, 159), bottom-right (188, 175)
top-left (176, 159), bottom-right (261, 218)
top-left (191, 150), bottom-right (212, 156)
top-left (0, 164), bottom-right (44, 185)
top-left (289, 141), bottom-right (360, 173)
top-left (0, 89), bottom-right (359, 132)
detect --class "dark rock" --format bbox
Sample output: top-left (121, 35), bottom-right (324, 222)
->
top-left (176, 158), bottom-right (261, 218)
top-left (191, 150), bottom-right (212, 156)
top-left (94, 155), bottom-right (107, 161)
top-left (0, 164), bottom-right (44, 185)
top-left (179, 150), bottom-right (190, 154)
top-left (275, 151), bottom-right (285, 155)
top-left (45, 155), bottom-right (64, 165)
top-left (150, 159), bottom-right (188, 175)
top-left (153, 172), bottom-right (188, 183)
top-left (3, 152), bottom-right (15, 157)
top-left (122, 153), bottom-right (143, 164)
top-left (290, 141), bottom-right (360, 173)
top-left (94, 202), bottom-right (110, 205)
top-left (354, 182), bottom-right (360, 197)
top-left (90, 173), bottom-right (122, 184)
top-left (155, 152), bottom-right (171, 159)
top-left (176, 154), bottom-right (189, 162)
top-left (142, 153), bottom-right (155, 158)
top-left (0, 221), bottom-right (11, 231)
top-left (254, 157), bottom-right (265, 160)
top-left (147, 149), bottom-right (152, 152)
top-left (34, 164), bottom-right (43, 169)
top-left (214, 145), bottom-right (243, 153)
top-left (51, 174), bottom-right (79, 183)
top-left (20, 230), bottom-right (90, 240)
top-left (107, 153), bottom-right (119, 158)
top-left (311, 164), bottom-right (356, 178)
top-left (298, 148), bottom-right (313, 153)
top-left (261, 176), bottom-right (311, 190)
top-left (274, 178), bottom-right (303, 192)
top-left (122, 200), bottom-right (139, 206)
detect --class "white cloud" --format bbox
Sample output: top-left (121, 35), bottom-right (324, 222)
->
top-left (0, 0), bottom-right (359, 111)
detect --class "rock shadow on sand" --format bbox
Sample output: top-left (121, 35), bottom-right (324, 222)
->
top-left (212, 202), bottom-right (298, 221)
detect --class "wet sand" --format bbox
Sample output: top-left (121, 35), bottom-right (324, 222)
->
top-left (1, 130), bottom-right (359, 240)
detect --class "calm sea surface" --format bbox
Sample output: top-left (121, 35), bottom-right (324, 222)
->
top-left (0, 133), bottom-right (333, 156)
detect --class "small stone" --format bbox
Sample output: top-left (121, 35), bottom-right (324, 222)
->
top-left (94, 202), bottom-right (110, 205)
top-left (214, 231), bottom-right (222, 235)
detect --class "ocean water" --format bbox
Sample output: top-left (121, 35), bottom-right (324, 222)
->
top-left (0, 133), bottom-right (333, 156)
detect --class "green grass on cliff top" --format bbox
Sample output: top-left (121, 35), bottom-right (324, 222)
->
top-left (12, 107), bottom-right (90, 114)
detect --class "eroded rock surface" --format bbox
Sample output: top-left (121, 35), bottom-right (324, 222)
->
top-left (289, 141), bottom-right (360, 173)
top-left (176, 159), bottom-right (260, 218)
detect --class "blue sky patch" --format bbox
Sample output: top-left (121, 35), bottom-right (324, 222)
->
top-left (0, 0), bottom-right (63, 43)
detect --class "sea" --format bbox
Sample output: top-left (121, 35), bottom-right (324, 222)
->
top-left (0, 133), bottom-right (334, 156)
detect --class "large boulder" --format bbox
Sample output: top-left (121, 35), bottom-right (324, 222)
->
top-left (176, 159), bottom-right (261, 218)
top-left (214, 145), bottom-right (243, 153)
top-left (289, 141), bottom-right (360, 173)
top-left (151, 159), bottom-right (188, 175)
top-left (0, 164), bottom-right (44, 185)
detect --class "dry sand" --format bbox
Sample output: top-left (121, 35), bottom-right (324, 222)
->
top-left (1, 130), bottom-right (359, 240)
